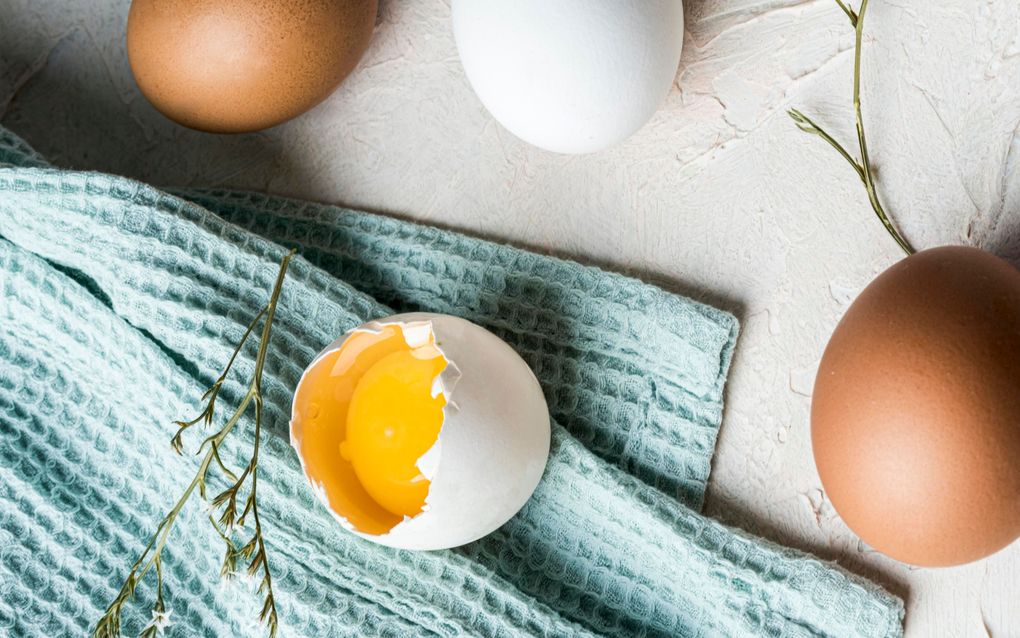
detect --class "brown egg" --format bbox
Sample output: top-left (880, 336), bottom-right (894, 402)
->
top-left (127, 0), bottom-right (377, 133)
top-left (812, 246), bottom-right (1020, 567)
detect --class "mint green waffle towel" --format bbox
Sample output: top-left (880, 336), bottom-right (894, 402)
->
top-left (0, 126), bottom-right (903, 637)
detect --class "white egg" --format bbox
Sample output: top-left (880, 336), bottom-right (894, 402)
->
top-left (452, 0), bottom-right (685, 154)
top-left (290, 313), bottom-right (551, 550)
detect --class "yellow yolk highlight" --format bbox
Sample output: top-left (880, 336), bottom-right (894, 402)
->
top-left (342, 348), bottom-right (447, 518)
top-left (292, 325), bottom-right (448, 535)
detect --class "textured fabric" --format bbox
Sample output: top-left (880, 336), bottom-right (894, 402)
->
top-left (0, 127), bottom-right (903, 637)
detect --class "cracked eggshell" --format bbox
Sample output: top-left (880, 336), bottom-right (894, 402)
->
top-left (292, 312), bottom-right (551, 551)
top-left (452, 0), bottom-right (684, 154)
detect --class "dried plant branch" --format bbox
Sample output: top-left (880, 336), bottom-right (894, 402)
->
top-left (834, 0), bottom-right (858, 26)
top-left (94, 250), bottom-right (295, 638)
top-left (788, 109), bottom-right (865, 181)
top-left (788, 0), bottom-right (915, 256)
top-left (138, 558), bottom-right (168, 638)
top-left (171, 306), bottom-right (267, 455)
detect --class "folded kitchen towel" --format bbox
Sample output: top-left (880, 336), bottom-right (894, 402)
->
top-left (0, 126), bottom-right (903, 637)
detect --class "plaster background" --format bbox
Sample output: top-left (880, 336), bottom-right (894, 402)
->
top-left (2, 1), bottom-right (1018, 635)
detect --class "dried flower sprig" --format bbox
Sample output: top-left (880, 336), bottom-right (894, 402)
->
top-left (138, 557), bottom-right (169, 638)
top-left (94, 250), bottom-right (295, 638)
top-left (788, 0), bottom-right (915, 256)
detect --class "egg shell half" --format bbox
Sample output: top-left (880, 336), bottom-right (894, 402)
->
top-left (452, 0), bottom-right (685, 154)
top-left (291, 313), bottom-right (551, 550)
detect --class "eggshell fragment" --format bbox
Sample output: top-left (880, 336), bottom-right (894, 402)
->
top-left (291, 313), bottom-right (551, 551)
top-left (812, 246), bottom-right (1020, 566)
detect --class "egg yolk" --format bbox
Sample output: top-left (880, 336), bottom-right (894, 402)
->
top-left (342, 348), bottom-right (447, 518)
top-left (292, 325), bottom-right (449, 534)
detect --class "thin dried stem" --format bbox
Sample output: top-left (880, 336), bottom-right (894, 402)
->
top-left (788, 109), bottom-right (865, 181)
top-left (851, 0), bottom-right (914, 255)
top-left (138, 558), bottom-right (166, 638)
top-left (834, 0), bottom-right (858, 25)
top-left (171, 306), bottom-right (268, 454)
top-left (94, 250), bottom-right (295, 638)
top-left (788, 0), bottom-right (915, 256)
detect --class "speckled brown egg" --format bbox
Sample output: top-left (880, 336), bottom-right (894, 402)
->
top-left (127, 0), bottom-right (377, 133)
top-left (812, 246), bottom-right (1020, 567)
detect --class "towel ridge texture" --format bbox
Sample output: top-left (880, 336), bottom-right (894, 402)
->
top-left (0, 128), bottom-right (902, 637)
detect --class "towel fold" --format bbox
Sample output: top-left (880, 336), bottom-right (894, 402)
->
top-left (0, 127), bottom-right (903, 637)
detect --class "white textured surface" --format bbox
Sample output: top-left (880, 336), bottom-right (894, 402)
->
top-left (2, 1), bottom-right (1018, 635)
